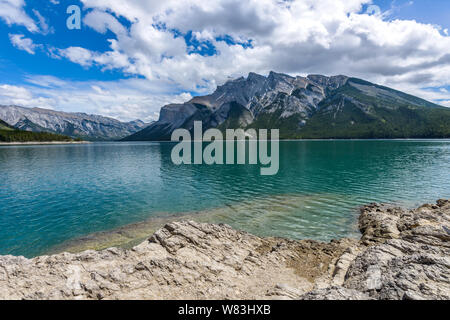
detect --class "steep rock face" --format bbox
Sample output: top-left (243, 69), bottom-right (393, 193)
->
top-left (0, 105), bottom-right (148, 140)
top-left (159, 103), bottom-right (198, 126)
top-left (125, 72), bottom-right (350, 141)
top-left (0, 200), bottom-right (448, 300)
top-left (125, 71), bottom-right (450, 141)
top-left (307, 74), bottom-right (349, 91)
top-left (204, 102), bottom-right (254, 130)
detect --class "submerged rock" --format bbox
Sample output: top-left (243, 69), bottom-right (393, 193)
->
top-left (0, 200), bottom-right (448, 300)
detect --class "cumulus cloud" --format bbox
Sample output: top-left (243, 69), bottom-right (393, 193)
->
top-left (0, 84), bottom-right (53, 107)
top-left (9, 33), bottom-right (39, 54)
top-left (57, 45), bottom-right (134, 73)
top-left (57, 47), bottom-right (96, 67)
top-left (66, 0), bottom-right (450, 95)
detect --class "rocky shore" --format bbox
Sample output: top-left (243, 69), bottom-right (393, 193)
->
top-left (0, 200), bottom-right (448, 300)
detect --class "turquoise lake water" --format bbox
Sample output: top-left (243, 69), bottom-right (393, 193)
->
top-left (1, 140), bottom-right (449, 257)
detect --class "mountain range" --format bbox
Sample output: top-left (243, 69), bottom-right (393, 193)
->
top-left (125, 72), bottom-right (450, 140)
top-left (0, 105), bottom-right (149, 141)
top-left (0, 118), bottom-right (77, 143)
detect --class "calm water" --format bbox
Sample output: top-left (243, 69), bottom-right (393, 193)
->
top-left (1, 140), bottom-right (449, 257)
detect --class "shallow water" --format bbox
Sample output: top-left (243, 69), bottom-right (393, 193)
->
top-left (1, 140), bottom-right (449, 257)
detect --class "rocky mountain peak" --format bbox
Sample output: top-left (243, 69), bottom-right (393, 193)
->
top-left (125, 71), bottom-right (449, 141)
top-left (247, 72), bottom-right (266, 83)
top-left (268, 71), bottom-right (295, 80)
top-left (307, 74), bottom-right (349, 90)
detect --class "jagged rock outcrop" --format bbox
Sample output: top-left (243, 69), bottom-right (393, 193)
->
top-left (0, 105), bottom-right (149, 140)
top-left (302, 199), bottom-right (450, 300)
top-left (0, 200), bottom-right (448, 300)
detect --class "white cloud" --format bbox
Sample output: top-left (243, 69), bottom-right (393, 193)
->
top-left (57, 45), bottom-right (134, 73)
top-left (57, 47), bottom-right (95, 67)
top-left (0, 1), bottom-right (54, 35)
top-left (32, 9), bottom-right (53, 35)
top-left (3, 0), bottom-right (450, 121)
top-left (0, 84), bottom-right (33, 99)
top-left (68, 0), bottom-right (450, 96)
top-left (0, 77), bottom-right (193, 122)
top-left (0, 0), bottom-right (38, 32)
top-left (9, 33), bottom-right (38, 54)
top-left (0, 84), bottom-right (53, 107)
top-left (83, 10), bottom-right (127, 35)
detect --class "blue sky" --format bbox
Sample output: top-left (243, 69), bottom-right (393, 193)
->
top-left (0, 0), bottom-right (449, 121)
top-left (0, 0), bottom-right (127, 81)
top-left (376, 0), bottom-right (450, 29)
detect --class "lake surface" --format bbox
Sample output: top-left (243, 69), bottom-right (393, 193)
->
top-left (1, 140), bottom-right (449, 257)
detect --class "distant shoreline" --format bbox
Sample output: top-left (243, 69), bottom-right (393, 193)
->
top-left (0, 141), bottom-right (90, 146)
top-left (1, 139), bottom-right (449, 145)
top-left (122, 138), bottom-right (450, 143)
